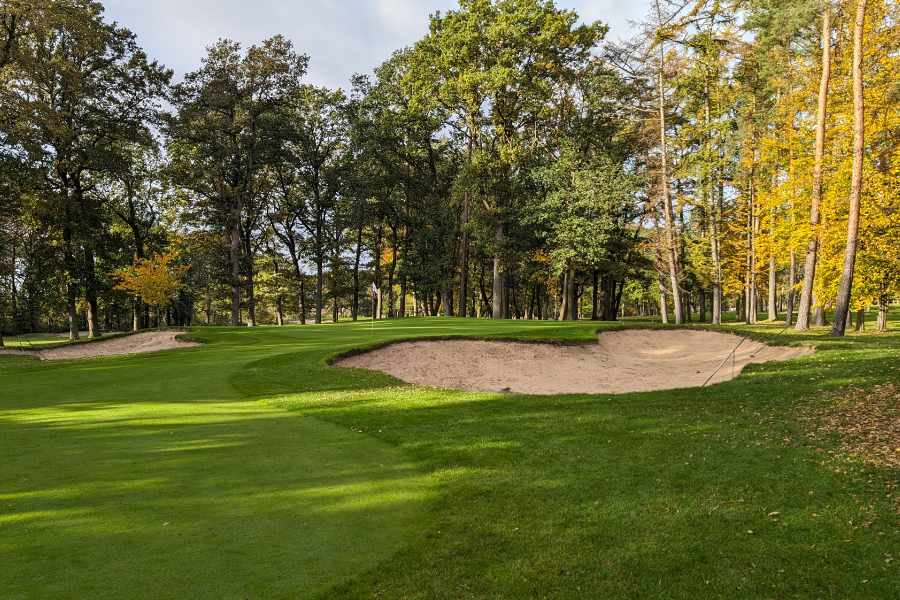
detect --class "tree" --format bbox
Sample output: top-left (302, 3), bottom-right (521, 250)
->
top-left (406, 0), bottom-right (604, 319)
top-left (795, 3), bottom-right (833, 330)
top-left (272, 85), bottom-right (348, 324)
top-left (829, 0), bottom-right (867, 336)
top-left (0, 0), bottom-right (170, 339)
top-left (113, 251), bottom-right (188, 328)
top-left (168, 36), bottom-right (308, 326)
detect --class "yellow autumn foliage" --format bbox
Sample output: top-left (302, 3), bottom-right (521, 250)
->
top-left (113, 251), bottom-right (189, 308)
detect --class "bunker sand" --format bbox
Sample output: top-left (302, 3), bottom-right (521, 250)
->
top-left (336, 329), bottom-right (813, 395)
top-left (0, 330), bottom-right (199, 361)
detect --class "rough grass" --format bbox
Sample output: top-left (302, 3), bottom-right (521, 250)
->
top-left (1, 316), bottom-right (898, 599)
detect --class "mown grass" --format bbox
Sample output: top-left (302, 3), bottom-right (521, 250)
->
top-left (1, 330), bottom-right (131, 349)
top-left (1, 316), bottom-right (898, 599)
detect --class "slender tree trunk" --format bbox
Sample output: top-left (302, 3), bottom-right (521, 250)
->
top-left (831, 0), bottom-right (866, 337)
top-left (797, 6), bottom-right (832, 330)
top-left (229, 217), bottom-right (242, 327)
top-left (314, 240), bottom-right (324, 326)
top-left (373, 225), bottom-right (382, 320)
top-left (246, 261), bottom-right (257, 327)
top-left (82, 247), bottom-right (101, 338)
top-left (299, 278), bottom-right (307, 325)
top-left (388, 224), bottom-right (398, 317)
top-left (459, 191), bottom-right (470, 317)
top-left (876, 298), bottom-right (888, 332)
top-left (658, 279), bottom-right (669, 325)
top-left (567, 266), bottom-right (577, 321)
top-left (352, 224), bottom-right (362, 321)
top-left (558, 270), bottom-right (568, 321)
top-left (711, 183), bottom-right (723, 324)
top-left (59, 185), bottom-right (81, 341)
top-left (768, 253), bottom-right (777, 321)
top-left (785, 250), bottom-right (797, 326)
top-left (591, 270), bottom-right (599, 320)
top-left (745, 174), bottom-right (758, 325)
top-left (491, 222), bottom-right (504, 319)
top-left (655, 24), bottom-right (684, 324)
top-left (400, 276), bottom-right (407, 318)
top-left (442, 283), bottom-right (451, 318)
top-left (698, 290), bottom-right (706, 323)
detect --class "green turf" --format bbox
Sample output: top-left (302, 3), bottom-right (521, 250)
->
top-left (1, 331), bottom-right (130, 349)
top-left (1, 317), bottom-right (898, 598)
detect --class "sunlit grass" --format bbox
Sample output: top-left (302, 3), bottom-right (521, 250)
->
top-left (1, 315), bottom-right (898, 598)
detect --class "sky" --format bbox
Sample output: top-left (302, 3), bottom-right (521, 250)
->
top-left (102, 0), bottom-right (650, 89)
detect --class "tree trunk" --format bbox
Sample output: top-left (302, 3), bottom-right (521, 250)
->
top-left (657, 277), bottom-right (669, 325)
top-left (132, 298), bottom-right (140, 332)
top-left (388, 224), bottom-right (398, 318)
top-left (400, 276), bottom-right (407, 318)
top-left (655, 26), bottom-right (684, 324)
top-left (785, 250), bottom-right (797, 326)
top-left (86, 292), bottom-right (99, 338)
top-left (442, 283), bottom-right (451, 318)
top-left (373, 225), bottom-right (382, 320)
top-left (459, 191), bottom-right (470, 317)
top-left (698, 290), bottom-right (706, 323)
top-left (315, 250), bottom-right (324, 325)
top-left (745, 175), bottom-right (758, 325)
top-left (275, 296), bottom-right (284, 327)
top-left (830, 0), bottom-right (866, 337)
top-left (352, 224), bottom-right (363, 321)
top-left (591, 270), bottom-right (599, 320)
top-left (558, 270), bottom-right (568, 321)
top-left (246, 263), bottom-right (257, 327)
top-left (797, 6), bottom-right (832, 330)
top-left (876, 299), bottom-right (887, 332)
top-left (229, 205), bottom-right (242, 327)
top-left (768, 255), bottom-right (777, 321)
top-left (492, 222), bottom-right (504, 319)
top-left (299, 278), bottom-right (307, 325)
top-left (81, 246), bottom-right (101, 338)
top-left (813, 302), bottom-right (826, 327)
top-left (567, 266), bottom-right (577, 321)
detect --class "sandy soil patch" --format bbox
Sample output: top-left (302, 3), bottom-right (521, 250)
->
top-left (0, 330), bottom-right (199, 361)
top-left (336, 329), bottom-right (812, 395)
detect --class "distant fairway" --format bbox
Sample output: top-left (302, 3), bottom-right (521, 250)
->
top-left (2, 318), bottom-right (898, 598)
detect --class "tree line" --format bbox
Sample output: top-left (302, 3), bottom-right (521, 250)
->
top-left (0, 0), bottom-right (896, 345)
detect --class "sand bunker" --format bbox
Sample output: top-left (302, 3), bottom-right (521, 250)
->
top-left (0, 330), bottom-right (198, 361)
top-left (336, 329), bottom-right (812, 395)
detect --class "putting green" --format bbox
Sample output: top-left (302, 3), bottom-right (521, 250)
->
top-left (0, 343), bottom-right (432, 599)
